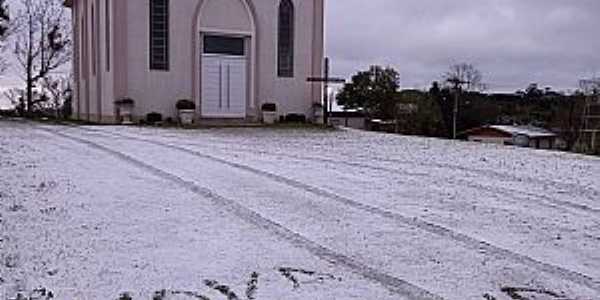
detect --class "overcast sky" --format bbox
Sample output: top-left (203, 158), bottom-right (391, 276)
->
top-left (2, 0), bottom-right (600, 108)
top-left (326, 0), bottom-right (600, 92)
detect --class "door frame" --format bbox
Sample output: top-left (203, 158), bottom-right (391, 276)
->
top-left (195, 29), bottom-right (255, 119)
top-left (191, 0), bottom-right (258, 119)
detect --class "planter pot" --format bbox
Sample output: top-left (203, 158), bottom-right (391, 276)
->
top-left (314, 115), bottom-right (324, 124)
top-left (178, 109), bottom-right (196, 126)
top-left (262, 111), bottom-right (277, 124)
top-left (119, 105), bottom-right (134, 125)
top-left (313, 109), bottom-right (324, 124)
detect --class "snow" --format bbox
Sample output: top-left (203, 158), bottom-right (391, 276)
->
top-left (489, 125), bottom-right (557, 138)
top-left (1, 120), bottom-right (599, 300)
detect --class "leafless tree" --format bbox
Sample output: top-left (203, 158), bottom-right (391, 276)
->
top-left (577, 78), bottom-right (600, 152)
top-left (0, 0), bottom-right (11, 73)
top-left (443, 63), bottom-right (486, 92)
top-left (579, 78), bottom-right (600, 96)
top-left (41, 74), bottom-right (72, 118)
top-left (0, 0), bottom-right (8, 36)
top-left (554, 91), bottom-right (587, 151)
top-left (3, 87), bottom-right (25, 114)
top-left (442, 63), bottom-right (486, 138)
top-left (13, 0), bottom-right (71, 115)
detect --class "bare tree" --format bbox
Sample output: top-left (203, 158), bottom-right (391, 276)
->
top-left (441, 63), bottom-right (486, 139)
top-left (41, 74), bottom-right (71, 118)
top-left (13, 0), bottom-right (71, 115)
top-left (443, 63), bottom-right (485, 92)
top-left (577, 78), bottom-right (600, 152)
top-left (3, 87), bottom-right (25, 115)
top-left (0, 0), bottom-right (10, 73)
top-left (0, 0), bottom-right (7, 35)
top-left (554, 92), bottom-right (587, 151)
top-left (579, 78), bottom-right (600, 96)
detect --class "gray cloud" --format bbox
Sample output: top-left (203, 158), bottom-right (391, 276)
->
top-left (326, 0), bottom-right (600, 92)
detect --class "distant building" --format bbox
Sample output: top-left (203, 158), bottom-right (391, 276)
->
top-left (366, 119), bottom-right (397, 133)
top-left (329, 111), bottom-right (366, 129)
top-left (463, 125), bottom-right (558, 149)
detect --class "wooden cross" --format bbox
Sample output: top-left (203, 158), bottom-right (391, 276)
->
top-left (307, 57), bottom-right (346, 125)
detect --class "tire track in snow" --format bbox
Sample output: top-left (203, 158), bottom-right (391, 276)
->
top-left (72, 126), bottom-right (600, 293)
top-left (38, 126), bottom-right (444, 300)
top-left (115, 127), bottom-right (600, 201)
top-left (370, 156), bottom-right (600, 204)
top-left (374, 154), bottom-right (597, 194)
top-left (220, 149), bottom-right (600, 215)
top-left (185, 143), bottom-right (600, 216)
top-left (79, 125), bottom-right (600, 216)
top-left (91, 127), bottom-right (600, 216)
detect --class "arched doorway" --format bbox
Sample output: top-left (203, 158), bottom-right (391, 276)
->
top-left (193, 0), bottom-right (257, 119)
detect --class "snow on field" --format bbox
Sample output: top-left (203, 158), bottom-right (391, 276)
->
top-left (1, 120), bottom-right (599, 300)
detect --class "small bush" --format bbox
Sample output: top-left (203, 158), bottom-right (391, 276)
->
top-left (146, 112), bottom-right (163, 125)
top-left (284, 113), bottom-right (307, 123)
top-left (152, 290), bottom-right (166, 300)
top-left (118, 293), bottom-right (133, 300)
top-left (0, 109), bottom-right (17, 117)
top-left (176, 99), bottom-right (196, 110)
top-left (114, 98), bottom-right (135, 106)
top-left (261, 103), bottom-right (277, 112)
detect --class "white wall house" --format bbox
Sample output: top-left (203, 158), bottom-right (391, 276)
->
top-left (65, 0), bottom-right (325, 123)
top-left (464, 125), bottom-right (558, 149)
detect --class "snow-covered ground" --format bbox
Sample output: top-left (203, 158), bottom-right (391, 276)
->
top-left (1, 119), bottom-right (599, 300)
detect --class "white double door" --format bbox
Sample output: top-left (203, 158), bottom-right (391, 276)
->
top-left (201, 55), bottom-right (247, 118)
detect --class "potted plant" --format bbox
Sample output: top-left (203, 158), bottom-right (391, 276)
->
top-left (312, 102), bottom-right (324, 124)
top-left (261, 102), bottom-right (277, 124)
top-left (114, 98), bottom-right (135, 124)
top-left (176, 99), bottom-right (196, 126)
top-left (146, 112), bottom-right (163, 126)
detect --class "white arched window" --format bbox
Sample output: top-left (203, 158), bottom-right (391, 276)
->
top-left (277, 0), bottom-right (294, 77)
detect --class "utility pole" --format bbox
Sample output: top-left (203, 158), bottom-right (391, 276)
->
top-left (453, 90), bottom-right (459, 140)
top-left (446, 77), bottom-right (469, 139)
top-left (307, 57), bottom-right (345, 125)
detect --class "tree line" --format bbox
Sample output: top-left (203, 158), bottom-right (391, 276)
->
top-left (336, 63), bottom-right (596, 152)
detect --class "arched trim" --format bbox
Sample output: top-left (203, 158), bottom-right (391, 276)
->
top-left (278, 0), bottom-right (295, 78)
top-left (191, 0), bottom-right (258, 114)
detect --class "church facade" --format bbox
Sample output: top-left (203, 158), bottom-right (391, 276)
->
top-left (65, 0), bottom-right (325, 123)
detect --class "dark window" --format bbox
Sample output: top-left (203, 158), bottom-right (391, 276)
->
top-left (149, 0), bottom-right (169, 70)
top-left (105, 0), bottom-right (110, 71)
top-left (203, 35), bottom-right (245, 56)
top-left (82, 16), bottom-right (88, 79)
top-left (91, 4), bottom-right (96, 75)
top-left (277, 0), bottom-right (294, 77)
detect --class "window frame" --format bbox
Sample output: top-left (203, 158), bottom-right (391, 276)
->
top-left (149, 0), bottom-right (170, 71)
top-left (277, 0), bottom-right (295, 78)
top-left (91, 3), bottom-right (96, 76)
top-left (105, 0), bottom-right (110, 72)
top-left (203, 35), bottom-right (246, 57)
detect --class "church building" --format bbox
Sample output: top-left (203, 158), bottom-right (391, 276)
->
top-left (65, 0), bottom-right (325, 123)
